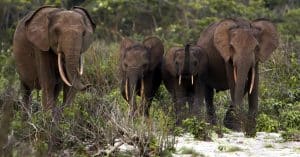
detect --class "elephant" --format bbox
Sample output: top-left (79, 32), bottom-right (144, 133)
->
top-left (162, 44), bottom-right (210, 124)
top-left (197, 18), bottom-right (279, 136)
top-left (120, 37), bottom-right (164, 117)
top-left (12, 6), bottom-right (95, 119)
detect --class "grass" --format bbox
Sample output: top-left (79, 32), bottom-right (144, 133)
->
top-left (264, 144), bottom-right (274, 148)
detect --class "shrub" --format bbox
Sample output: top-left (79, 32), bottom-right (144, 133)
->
top-left (182, 117), bottom-right (211, 141)
top-left (256, 113), bottom-right (279, 132)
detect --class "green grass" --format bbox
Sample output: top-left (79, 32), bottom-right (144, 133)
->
top-left (264, 144), bottom-right (274, 148)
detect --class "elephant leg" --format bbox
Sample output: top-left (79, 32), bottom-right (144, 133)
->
top-left (245, 66), bottom-right (259, 137)
top-left (142, 98), bottom-right (152, 117)
top-left (205, 86), bottom-right (216, 125)
top-left (63, 85), bottom-right (77, 106)
top-left (190, 97), bottom-right (201, 119)
top-left (51, 84), bottom-right (63, 122)
top-left (20, 82), bottom-right (32, 120)
top-left (223, 63), bottom-right (241, 131)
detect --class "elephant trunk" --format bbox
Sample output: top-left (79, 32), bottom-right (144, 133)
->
top-left (62, 38), bottom-right (87, 91)
top-left (128, 73), bottom-right (139, 107)
top-left (183, 44), bottom-right (190, 75)
top-left (234, 63), bottom-right (249, 107)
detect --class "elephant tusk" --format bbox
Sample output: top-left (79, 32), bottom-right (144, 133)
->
top-left (58, 53), bottom-right (72, 87)
top-left (191, 75), bottom-right (194, 85)
top-left (79, 55), bottom-right (84, 75)
top-left (249, 67), bottom-right (255, 94)
top-left (125, 78), bottom-right (129, 101)
top-left (178, 75), bottom-right (182, 86)
top-left (141, 79), bottom-right (145, 100)
top-left (233, 66), bottom-right (237, 84)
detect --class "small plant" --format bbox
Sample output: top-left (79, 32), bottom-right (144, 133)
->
top-left (281, 129), bottom-right (300, 141)
top-left (256, 113), bottom-right (279, 132)
top-left (218, 145), bottom-right (242, 152)
top-left (280, 110), bottom-right (300, 130)
top-left (264, 144), bottom-right (274, 148)
top-left (182, 117), bottom-right (211, 141)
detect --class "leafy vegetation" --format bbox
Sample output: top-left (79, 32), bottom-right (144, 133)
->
top-left (0, 0), bottom-right (299, 156)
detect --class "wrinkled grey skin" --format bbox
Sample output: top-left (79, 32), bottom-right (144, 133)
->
top-left (13, 6), bottom-right (95, 119)
top-left (197, 18), bottom-right (279, 136)
top-left (162, 44), bottom-right (209, 124)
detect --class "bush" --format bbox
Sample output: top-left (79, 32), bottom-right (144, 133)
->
top-left (182, 117), bottom-right (211, 141)
top-left (256, 113), bottom-right (279, 132)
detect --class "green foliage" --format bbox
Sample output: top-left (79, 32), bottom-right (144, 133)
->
top-left (280, 110), bottom-right (300, 130)
top-left (256, 113), bottom-right (279, 132)
top-left (182, 117), bottom-right (211, 140)
top-left (281, 129), bottom-right (300, 141)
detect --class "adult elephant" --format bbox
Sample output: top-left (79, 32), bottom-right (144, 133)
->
top-left (13, 6), bottom-right (95, 118)
top-left (197, 18), bottom-right (279, 136)
top-left (162, 44), bottom-right (211, 124)
top-left (120, 37), bottom-right (164, 117)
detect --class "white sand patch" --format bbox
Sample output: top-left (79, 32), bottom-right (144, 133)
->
top-left (173, 132), bottom-right (300, 157)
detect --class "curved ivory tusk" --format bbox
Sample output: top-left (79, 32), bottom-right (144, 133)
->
top-left (249, 67), bottom-right (255, 94)
top-left (141, 79), bottom-right (145, 100)
top-left (191, 75), bottom-right (194, 85)
top-left (58, 53), bottom-right (72, 87)
top-left (79, 55), bottom-right (84, 75)
top-left (178, 75), bottom-right (182, 86)
top-left (125, 78), bottom-right (129, 101)
top-left (233, 66), bottom-right (237, 84)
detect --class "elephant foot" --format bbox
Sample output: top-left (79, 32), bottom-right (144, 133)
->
top-left (223, 109), bottom-right (241, 131)
top-left (245, 115), bottom-right (257, 137)
top-left (207, 114), bottom-right (217, 125)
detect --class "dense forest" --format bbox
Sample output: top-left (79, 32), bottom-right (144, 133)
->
top-left (0, 0), bottom-right (299, 156)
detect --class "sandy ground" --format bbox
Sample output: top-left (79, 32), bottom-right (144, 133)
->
top-left (173, 132), bottom-right (300, 157)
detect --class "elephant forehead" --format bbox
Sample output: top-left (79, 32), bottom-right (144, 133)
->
top-left (54, 11), bottom-right (84, 25)
top-left (125, 50), bottom-right (148, 61)
top-left (231, 29), bottom-right (258, 48)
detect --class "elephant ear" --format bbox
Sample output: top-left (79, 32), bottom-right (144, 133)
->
top-left (194, 46), bottom-right (208, 74)
top-left (72, 6), bottom-right (96, 52)
top-left (251, 19), bottom-right (279, 62)
top-left (25, 6), bottom-right (60, 51)
top-left (164, 47), bottom-right (181, 76)
top-left (143, 37), bottom-right (164, 70)
top-left (213, 19), bottom-right (237, 62)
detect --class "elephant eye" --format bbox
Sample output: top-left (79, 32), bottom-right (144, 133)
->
top-left (142, 63), bottom-right (148, 68)
top-left (124, 63), bottom-right (128, 68)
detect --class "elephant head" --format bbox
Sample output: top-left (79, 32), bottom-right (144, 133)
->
top-left (24, 6), bottom-right (95, 90)
top-left (165, 44), bottom-right (208, 86)
top-left (213, 18), bottom-right (279, 106)
top-left (120, 37), bottom-right (164, 111)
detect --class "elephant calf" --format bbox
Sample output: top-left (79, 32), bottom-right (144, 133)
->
top-left (120, 37), bottom-right (164, 117)
top-left (162, 44), bottom-right (211, 124)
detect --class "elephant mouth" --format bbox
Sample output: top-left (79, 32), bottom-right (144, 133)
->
top-left (178, 74), bottom-right (196, 85)
top-left (57, 52), bottom-right (85, 89)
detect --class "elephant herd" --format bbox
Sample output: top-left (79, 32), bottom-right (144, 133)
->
top-left (12, 6), bottom-right (279, 136)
